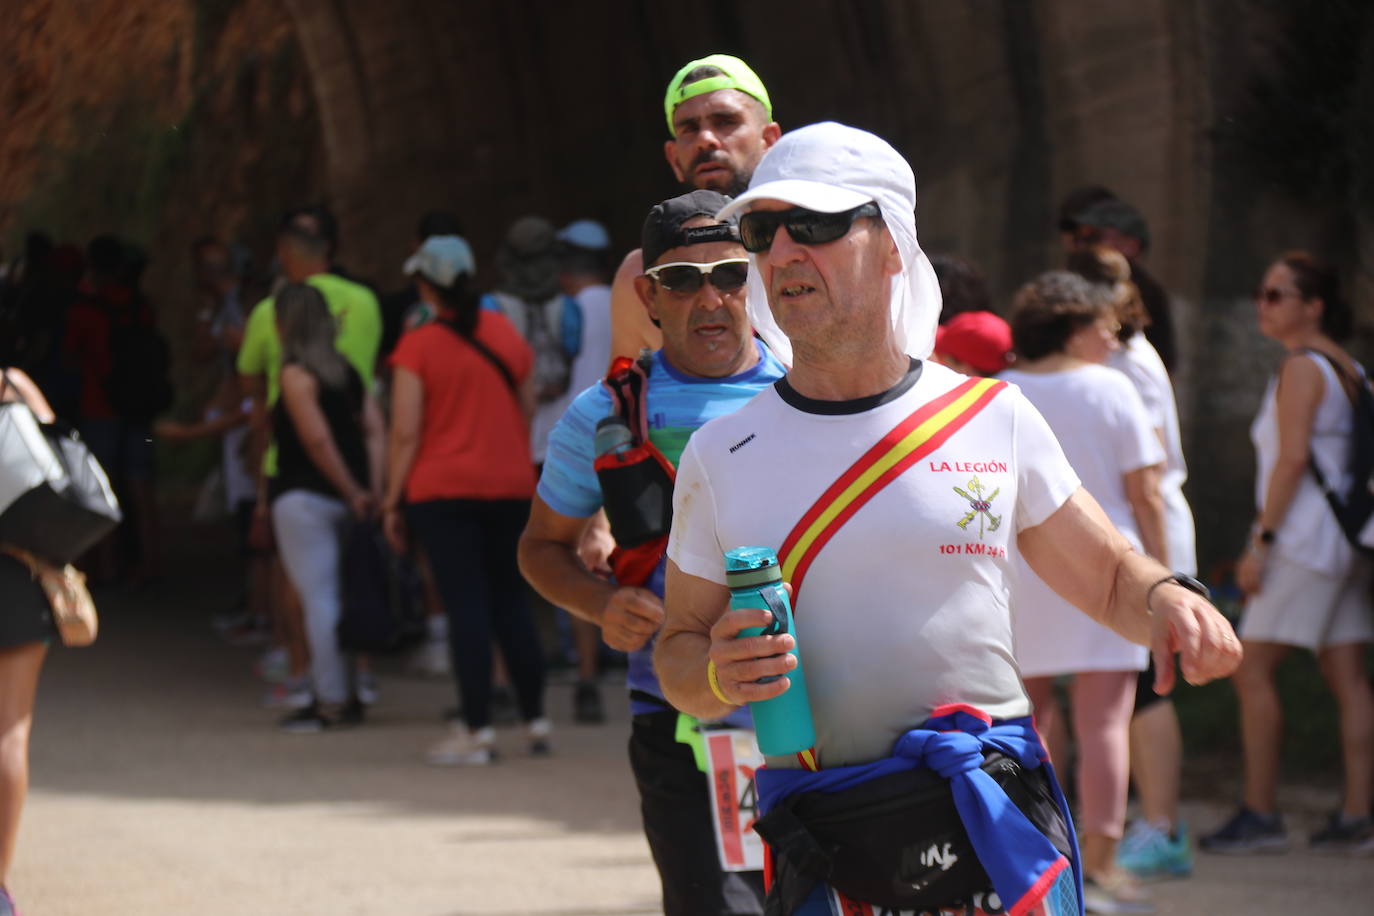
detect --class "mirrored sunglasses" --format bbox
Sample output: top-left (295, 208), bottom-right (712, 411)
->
top-left (644, 257), bottom-right (749, 294)
top-left (738, 202), bottom-right (881, 253)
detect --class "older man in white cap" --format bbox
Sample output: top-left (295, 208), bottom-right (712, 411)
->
top-left (655, 123), bottom-right (1242, 916)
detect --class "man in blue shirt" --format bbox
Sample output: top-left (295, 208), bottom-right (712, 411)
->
top-left (519, 190), bottom-right (784, 916)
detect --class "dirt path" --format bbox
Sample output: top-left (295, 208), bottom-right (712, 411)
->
top-left (9, 525), bottom-right (1367, 914)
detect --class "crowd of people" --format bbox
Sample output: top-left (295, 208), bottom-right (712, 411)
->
top-left (0, 49), bottom-right (1369, 916)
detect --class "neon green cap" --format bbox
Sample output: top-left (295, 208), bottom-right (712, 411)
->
top-left (663, 54), bottom-right (773, 136)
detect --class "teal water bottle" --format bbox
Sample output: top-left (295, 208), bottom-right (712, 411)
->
top-left (724, 546), bottom-right (816, 756)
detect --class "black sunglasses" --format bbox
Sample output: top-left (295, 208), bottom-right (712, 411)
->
top-left (738, 202), bottom-right (882, 253)
top-left (1255, 286), bottom-right (1299, 304)
top-left (644, 257), bottom-right (749, 294)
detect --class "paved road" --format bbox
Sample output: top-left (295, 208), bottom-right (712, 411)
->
top-left (10, 524), bottom-right (1368, 915)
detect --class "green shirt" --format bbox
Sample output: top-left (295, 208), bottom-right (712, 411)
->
top-left (236, 272), bottom-right (381, 476)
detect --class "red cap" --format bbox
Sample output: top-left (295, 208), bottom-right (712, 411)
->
top-left (934, 311), bottom-right (1012, 375)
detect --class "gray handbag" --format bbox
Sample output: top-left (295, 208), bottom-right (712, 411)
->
top-left (0, 373), bottom-right (122, 564)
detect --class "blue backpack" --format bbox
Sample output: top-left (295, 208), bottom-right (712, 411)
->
top-left (480, 292), bottom-right (583, 360)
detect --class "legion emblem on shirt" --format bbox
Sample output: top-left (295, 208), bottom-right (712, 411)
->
top-left (954, 475), bottom-right (1002, 539)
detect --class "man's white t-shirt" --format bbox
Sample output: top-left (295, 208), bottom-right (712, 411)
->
top-left (1000, 364), bottom-right (1163, 677)
top-left (668, 360), bottom-right (1081, 769)
top-left (1108, 334), bottom-right (1196, 574)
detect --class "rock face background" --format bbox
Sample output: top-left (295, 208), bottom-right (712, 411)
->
top-left (3, 0), bottom-right (1372, 575)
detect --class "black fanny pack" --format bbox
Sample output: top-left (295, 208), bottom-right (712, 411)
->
top-left (753, 753), bottom-right (1071, 915)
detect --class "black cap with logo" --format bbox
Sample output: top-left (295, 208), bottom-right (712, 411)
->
top-left (641, 190), bottom-right (740, 268)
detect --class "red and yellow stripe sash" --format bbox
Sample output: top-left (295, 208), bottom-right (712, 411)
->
top-left (776, 375), bottom-right (1008, 773)
top-left (779, 376), bottom-right (1008, 603)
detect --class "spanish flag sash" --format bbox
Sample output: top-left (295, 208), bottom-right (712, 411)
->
top-left (776, 374), bottom-right (1008, 771)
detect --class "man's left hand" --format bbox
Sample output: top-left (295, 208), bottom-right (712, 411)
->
top-left (1148, 581), bottom-right (1242, 695)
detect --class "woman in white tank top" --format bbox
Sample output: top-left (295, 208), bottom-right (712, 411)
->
top-left (1202, 252), bottom-right (1374, 854)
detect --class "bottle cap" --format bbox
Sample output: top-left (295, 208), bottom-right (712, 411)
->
top-left (593, 415), bottom-right (634, 456)
top-left (724, 546), bottom-right (783, 588)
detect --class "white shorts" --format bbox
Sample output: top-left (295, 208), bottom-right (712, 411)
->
top-left (1240, 552), bottom-right (1374, 651)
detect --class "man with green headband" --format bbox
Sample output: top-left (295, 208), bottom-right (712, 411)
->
top-left (609, 54), bottom-right (781, 365)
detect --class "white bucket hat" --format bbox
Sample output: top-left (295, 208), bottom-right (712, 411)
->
top-left (717, 121), bottom-right (942, 364)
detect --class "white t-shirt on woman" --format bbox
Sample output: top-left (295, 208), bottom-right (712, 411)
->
top-left (1108, 334), bottom-right (1196, 574)
top-left (1001, 364), bottom-right (1164, 676)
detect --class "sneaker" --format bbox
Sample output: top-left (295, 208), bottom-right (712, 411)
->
top-left (255, 646), bottom-right (289, 684)
top-left (1082, 870), bottom-right (1154, 915)
top-left (1309, 811), bottom-right (1374, 856)
top-left (262, 675), bottom-right (313, 710)
top-left (279, 699), bottom-right (364, 733)
top-left (1117, 820), bottom-right (1192, 879)
top-left (223, 615), bottom-right (271, 647)
top-left (527, 717), bottom-right (553, 756)
top-left (1199, 807), bottom-right (1290, 854)
top-left (427, 725), bottom-right (496, 766)
top-left (490, 685), bottom-right (518, 725)
top-left (356, 672), bottom-right (380, 706)
top-left (212, 608), bottom-right (252, 634)
top-left (408, 637), bottom-right (451, 678)
top-left (574, 680), bottom-right (605, 724)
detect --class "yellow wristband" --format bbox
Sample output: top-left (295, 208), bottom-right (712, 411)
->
top-left (706, 660), bottom-right (736, 707)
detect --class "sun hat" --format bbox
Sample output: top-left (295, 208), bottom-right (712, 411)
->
top-left (716, 121), bottom-right (942, 363)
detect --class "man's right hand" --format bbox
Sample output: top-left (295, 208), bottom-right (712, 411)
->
top-left (706, 605), bottom-right (797, 706)
top-left (601, 587), bottom-right (666, 651)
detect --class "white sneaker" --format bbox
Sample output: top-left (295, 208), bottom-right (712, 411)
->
top-left (1083, 870), bottom-right (1154, 915)
top-left (356, 672), bottom-right (380, 706)
top-left (408, 638), bottom-right (451, 678)
top-left (426, 725), bottom-right (495, 767)
top-left (262, 676), bottom-right (312, 710)
top-left (527, 717), bottom-right (553, 756)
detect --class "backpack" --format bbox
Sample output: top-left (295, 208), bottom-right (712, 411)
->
top-left (1302, 349), bottom-right (1374, 553)
top-left (594, 351), bottom-right (677, 587)
top-left (337, 520), bottom-right (427, 654)
top-left (105, 305), bottom-right (174, 422)
top-left (481, 292), bottom-right (582, 401)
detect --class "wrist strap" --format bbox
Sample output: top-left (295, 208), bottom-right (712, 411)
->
top-left (706, 660), bottom-right (735, 707)
top-left (1146, 573), bottom-right (1210, 614)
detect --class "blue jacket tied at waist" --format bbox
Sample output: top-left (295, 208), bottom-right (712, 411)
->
top-left (755, 706), bottom-right (1083, 916)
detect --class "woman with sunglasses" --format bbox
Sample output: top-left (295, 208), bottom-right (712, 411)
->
top-left (1201, 252), bottom-right (1374, 855)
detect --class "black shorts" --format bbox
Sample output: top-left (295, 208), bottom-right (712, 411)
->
top-left (0, 555), bottom-right (55, 648)
top-left (1133, 660), bottom-right (1169, 713)
top-left (628, 709), bottom-right (764, 916)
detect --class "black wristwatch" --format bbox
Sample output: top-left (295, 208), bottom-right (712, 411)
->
top-left (1146, 573), bottom-right (1211, 613)
top-left (1257, 528), bottom-right (1276, 545)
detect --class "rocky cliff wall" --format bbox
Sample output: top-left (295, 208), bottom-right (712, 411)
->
top-left (4, 0), bottom-right (1369, 575)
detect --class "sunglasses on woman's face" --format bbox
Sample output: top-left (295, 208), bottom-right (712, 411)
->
top-left (1255, 286), bottom-right (1299, 304)
top-left (644, 257), bottom-right (749, 294)
top-left (738, 202), bottom-right (882, 253)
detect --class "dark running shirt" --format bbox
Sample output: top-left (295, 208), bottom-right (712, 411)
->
top-left (272, 363), bottom-right (368, 501)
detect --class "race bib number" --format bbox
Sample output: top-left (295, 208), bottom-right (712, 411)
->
top-left (703, 728), bottom-right (765, 872)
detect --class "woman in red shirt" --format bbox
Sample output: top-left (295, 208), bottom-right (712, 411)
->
top-left (384, 236), bottom-right (549, 766)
